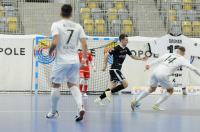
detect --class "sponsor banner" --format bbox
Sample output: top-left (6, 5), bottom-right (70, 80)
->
top-left (0, 35), bottom-right (35, 91)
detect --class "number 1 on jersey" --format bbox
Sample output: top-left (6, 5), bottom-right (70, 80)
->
top-left (66, 29), bottom-right (74, 44)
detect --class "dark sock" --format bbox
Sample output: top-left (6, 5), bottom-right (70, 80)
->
top-left (100, 89), bottom-right (110, 99)
top-left (111, 85), bottom-right (124, 93)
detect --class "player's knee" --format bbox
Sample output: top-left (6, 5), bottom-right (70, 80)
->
top-left (149, 86), bottom-right (156, 93)
top-left (122, 80), bottom-right (128, 88)
top-left (67, 82), bottom-right (77, 88)
top-left (52, 83), bottom-right (61, 88)
top-left (167, 88), bottom-right (173, 95)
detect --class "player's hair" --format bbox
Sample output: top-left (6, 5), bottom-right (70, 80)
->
top-left (61, 4), bottom-right (72, 18)
top-left (177, 46), bottom-right (185, 52)
top-left (119, 33), bottom-right (128, 41)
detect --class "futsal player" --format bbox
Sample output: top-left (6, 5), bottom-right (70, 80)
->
top-left (78, 49), bottom-right (96, 96)
top-left (94, 33), bottom-right (147, 105)
top-left (131, 46), bottom-right (200, 111)
top-left (46, 4), bottom-right (88, 122)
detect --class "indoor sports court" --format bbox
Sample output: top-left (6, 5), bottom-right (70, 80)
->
top-left (0, 0), bottom-right (200, 132)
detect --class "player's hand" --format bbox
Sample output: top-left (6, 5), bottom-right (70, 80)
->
top-left (93, 67), bottom-right (97, 72)
top-left (81, 58), bottom-right (86, 67)
top-left (145, 65), bottom-right (150, 71)
top-left (102, 66), bottom-right (107, 72)
top-left (142, 56), bottom-right (148, 61)
top-left (49, 49), bottom-right (56, 57)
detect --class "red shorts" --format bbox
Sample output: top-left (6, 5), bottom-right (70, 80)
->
top-left (80, 66), bottom-right (90, 79)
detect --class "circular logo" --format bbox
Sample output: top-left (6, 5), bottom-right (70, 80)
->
top-left (34, 39), bottom-right (55, 64)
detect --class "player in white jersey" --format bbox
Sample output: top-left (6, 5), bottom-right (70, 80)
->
top-left (131, 46), bottom-right (200, 111)
top-left (46, 4), bottom-right (88, 122)
top-left (149, 33), bottom-right (200, 95)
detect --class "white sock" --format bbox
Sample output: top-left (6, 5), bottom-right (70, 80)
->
top-left (50, 88), bottom-right (60, 113)
top-left (155, 92), bottom-right (171, 106)
top-left (70, 86), bottom-right (83, 110)
top-left (136, 91), bottom-right (149, 102)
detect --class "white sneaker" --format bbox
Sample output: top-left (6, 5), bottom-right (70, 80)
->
top-left (152, 104), bottom-right (165, 111)
top-left (83, 93), bottom-right (88, 97)
top-left (75, 107), bottom-right (85, 122)
top-left (105, 90), bottom-right (112, 102)
top-left (94, 97), bottom-right (104, 106)
top-left (131, 99), bottom-right (141, 111)
top-left (46, 111), bottom-right (59, 119)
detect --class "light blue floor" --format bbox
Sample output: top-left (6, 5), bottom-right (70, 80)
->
top-left (0, 94), bottom-right (200, 132)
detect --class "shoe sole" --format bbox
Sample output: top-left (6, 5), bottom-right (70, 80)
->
top-left (76, 110), bottom-right (85, 122)
top-left (131, 101), bottom-right (136, 111)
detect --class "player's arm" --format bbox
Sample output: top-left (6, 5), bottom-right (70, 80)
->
top-left (88, 53), bottom-right (96, 71)
top-left (102, 52), bottom-right (109, 71)
top-left (130, 55), bottom-right (147, 61)
top-left (182, 60), bottom-right (200, 76)
top-left (127, 48), bottom-right (147, 61)
top-left (79, 25), bottom-right (88, 64)
top-left (146, 54), bottom-right (169, 70)
top-left (80, 38), bottom-right (88, 59)
top-left (49, 23), bottom-right (59, 56)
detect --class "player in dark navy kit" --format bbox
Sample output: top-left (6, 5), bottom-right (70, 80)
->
top-left (94, 34), bottom-right (147, 105)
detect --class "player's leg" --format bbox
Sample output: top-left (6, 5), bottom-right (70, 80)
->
top-left (83, 79), bottom-right (88, 96)
top-left (152, 76), bottom-right (173, 111)
top-left (83, 71), bottom-right (90, 96)
top-left (104, 69), bottom-right (128, 100)
top-left (79, 78), bottom-right (84, 93)
top-left (131, 86), bottom-right (157, 111)
top-left (94, 81), bottom-right (116, 105)
top-left (182, 87), bottom-right (187, 95)
top-left (131, 74), bottom-right (158, 111)
top-left (79, 70), bottom-right (84, 93)
top-left (46, 64), bottom-right (65, 118)
top-left (67, 63), bottom-right (85, 121)
top-left (46, 83), bottom-right (61, 118)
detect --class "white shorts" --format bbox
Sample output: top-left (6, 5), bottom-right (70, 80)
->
top-left (50, 63), bottom-right (80, 84)
top-left (150, 73), bottom-right (173, 89)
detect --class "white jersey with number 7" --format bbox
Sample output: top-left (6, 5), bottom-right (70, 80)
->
top-left (149, 53), bottom-right (200, 76)
top-left (51, 19), bottom-right (86, 64)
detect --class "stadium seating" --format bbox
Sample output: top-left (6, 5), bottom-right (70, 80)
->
top-left (95, 19), bottom-right (105, 35)
top-left (91, 8), bottom-right (103, 19)
top-left (122, 19), bottom-right (133, 35)
top-left (118, 8), bottom-right (129, 20)
top-left (4, 6), bottom-right (16, 17)
top-left (0, 6), bottom-right (4, 17)
top-left (87, 2), bottom-right (97, 9)
top-left (182, 21), bottom-right (192, 35)
top-left (83, 19), bottom-right (94, 35)
top-left (102, 2), bottom-right (113, 9)
top-left (115, 2), bottom-right (124, 10)
top-left (0, 18), bottom-right (6, 32)
top-left (192, 21), bottom-right (200, 36)
top-left (7, 17), bottom-right (17, 32)
top-left (107, 8), bottom-right (118, 22)
top-left (80, 8), bottom-right (91, 22)
top-left (168, 9), bottom-right (177, 21)
top-left (182, 0), bottom-right (193, 11)
top-left (111, 20), bottom-right (121, 36)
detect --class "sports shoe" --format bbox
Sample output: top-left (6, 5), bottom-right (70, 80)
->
top-left (83, 93), bottom-right (88, 97)
top-left (131, 99), bottom-right (141, 111)
top-left (182, 90), bottom-right (187, 95)
top-left (94, 97), bottom-right (104, 106)
top-left (105, 90), bottom-right (112, 102)
top-left (46, 111), bottom-right (59, 119)
top-left (152, 104), bottom-right (165, 111)
top-left (75, 107), bottom-right (85, 122)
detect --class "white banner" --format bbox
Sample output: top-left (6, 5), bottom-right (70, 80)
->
top-left (122, 36), bottom-right (200, 94)
top-left (0, 35), bottom-right (35, 91)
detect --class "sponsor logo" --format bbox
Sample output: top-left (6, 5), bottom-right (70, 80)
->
top-left (34, 38), bottom-right (55, 64)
